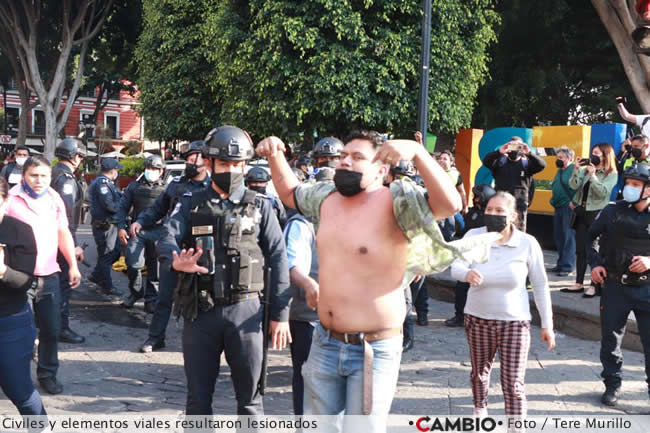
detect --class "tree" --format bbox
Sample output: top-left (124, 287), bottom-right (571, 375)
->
top-left (204, 0), bottom-right (498, 142)
top-left (80, 0), bottom-right (141, 131)
top-left (137, 0), bottom-right (498, 143)
top-left (0, 1), bottom-right (115, 159)
top-left (473, 0), bottom-right (639, 128)
top-left (135, 0), bottom-right (219, 143)
top-left (592, 0), bottom-right (650, 113)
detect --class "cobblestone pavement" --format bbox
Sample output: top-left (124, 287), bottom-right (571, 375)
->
top-left (0, 226), bottom-right (648, 416)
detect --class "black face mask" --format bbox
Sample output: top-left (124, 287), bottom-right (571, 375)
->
top-left (555, 159), bottom-right (565, 169)
top-left (631, 147), bottom-right (643, 160)
top-left (590, 155), bottom-right (601, 166)
top-left (185, 163), bottom-right (200, 178)
top-left (334, 169), bottom-right (364, 197)
top-left (211, 172), bottom-right (244, 195)
top-left (507, 150), bottom-right (520, 161)
top-left (319, 160), bottom-right (338, 169)
top-left (484, 214), bottom-right (508, 232)
top-left (248, 185), bottom-right (266, 194)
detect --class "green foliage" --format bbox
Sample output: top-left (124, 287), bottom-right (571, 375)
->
top-left (138, 0), bottom-right (498, 142)
top-left (136, 0), bottom-right (220, 142)
top-left (118, 156), bottom-right (145, 176)
top-left (472, 0), bottom-right (639, 128)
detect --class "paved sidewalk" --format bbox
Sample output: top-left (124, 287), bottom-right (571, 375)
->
top-left (0, 225), bottom-right (648, 416)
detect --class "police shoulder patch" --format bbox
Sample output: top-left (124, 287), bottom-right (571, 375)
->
top-left (100, 185), bottom-right (109, 194)
top-left (62, 183), bottom-right (74, 195)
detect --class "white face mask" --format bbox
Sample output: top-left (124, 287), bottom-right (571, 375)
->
top-left (15, 156), bottom-right (28, 166)
top-left (144, 169), bottom-right (161, 183)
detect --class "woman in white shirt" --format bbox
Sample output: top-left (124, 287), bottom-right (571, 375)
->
top-left (451, 191), bottom-right (556, 418)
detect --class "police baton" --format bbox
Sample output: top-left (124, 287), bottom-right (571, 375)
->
top-left (258, 266), bottom-right (272, 395)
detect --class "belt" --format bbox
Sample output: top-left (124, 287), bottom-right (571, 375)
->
top-left (323, 325), bottom-right (402, 345)
top-left (213, 291), bottom-right (259, 306)
top-left (322, 325), bottom-right (402, 416)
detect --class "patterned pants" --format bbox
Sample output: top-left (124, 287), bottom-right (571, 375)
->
top-left (464, 314), bottom-right (531, 415)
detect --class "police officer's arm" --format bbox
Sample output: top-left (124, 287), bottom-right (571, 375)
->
top-left (116, 182), bottom-right (135, 230)
top-left (257, 198), bottom-right (291, 322)
top-left (54, 177), bottom-right (79, 243)
top-left (285, 219), bottom-right (318, 310)
top-left (256, 137), bottom-right (300, 209)
top-left (136, 186), bottom-right (172, 229)
top-left (158, 195), bottom-right (191, 271)
top-left (587, 205), bottom-right (613, 271)
top-left (97, 179), bottom-right (120, 215)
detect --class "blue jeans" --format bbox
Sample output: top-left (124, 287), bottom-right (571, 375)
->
top-left (289, 320), bottom-right (315, 415)
top-left (147, 265), bottom-right (177, 341)
top-left (302, 323), bottom-right (402, 432)
top-left (0, 303), bottom-right (46, 415)
top-left (92, 224), bottom-right (121, 290)
top-left (125, 226), bottom-right (162, 303)
top-left (34, 275), bottom-right (61, 379)
top-left (553, 205), bottom-right (575, 272)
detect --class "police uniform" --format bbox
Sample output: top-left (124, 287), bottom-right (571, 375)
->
top-left (588, 166), bottom-right (650, 404)
top-left (245, 167), bottom-right (287, 227)
top-left (117, 169), bottom-right (166, 310)
top-left (88, 159), bottom-right (123, 293)
top-left (158, 125), bottom-right (290, 415)
top-left (138, 172), bottom-right (211, 352)
top-left (51, 138), bottom-right (87, 343)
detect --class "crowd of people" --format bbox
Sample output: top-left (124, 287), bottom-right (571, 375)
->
top-left (0, 118), bottom-right (649, 433)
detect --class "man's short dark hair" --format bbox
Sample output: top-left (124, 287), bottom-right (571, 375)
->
top-left (343, 130), bottom-right (385, 150)
top-left (632, 135), bottom-right (649, 145)
top-left (509, 136), bottom-right (524, 143)
top-left (15, 145), bottom-right (30, 155)
top-left (22, 155), bottom-right (51, 175)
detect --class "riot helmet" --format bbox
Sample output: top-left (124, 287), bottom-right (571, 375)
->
top-left (55, 138), bottom-right (87, 161)
top-left (145, 154), bottom-right (165, 169)
top-left (472, 184), bottom-right (497, 208)
top-left (180, 140), bottom-right (206, 159)
top-left (245, 166), bottom-right (271, 183)
top-left (204, 125), bottom-right (254, 161)
top-left (390, 160), bottom-right (415, 178)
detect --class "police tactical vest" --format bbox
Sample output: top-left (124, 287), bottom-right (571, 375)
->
top-left (186, 189), bottom-right (265, 298)
top-left (132, 179), bottom-right (165, 221)
top-left (608, 202), bottom-right (650, 284)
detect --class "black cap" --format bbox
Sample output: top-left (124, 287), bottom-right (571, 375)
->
top-left (101, 158), bottom-right (123, 171)
top-left (297, 156), bottom-right (312, 167)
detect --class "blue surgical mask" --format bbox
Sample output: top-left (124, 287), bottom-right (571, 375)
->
top-left (623, 185), bottom-right (643, 203)
top-left (22, 180), bottom-right (48, 199)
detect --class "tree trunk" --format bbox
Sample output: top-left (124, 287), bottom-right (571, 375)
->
top-left (592, 0), bottom-right (650, 112)
top-left (44, 106), bottom-right (58, 160)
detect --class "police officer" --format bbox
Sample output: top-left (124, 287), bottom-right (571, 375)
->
top-left (445, 184), bottom-right (496, 328)
top-left (588, 163), bottom-right (650, 406)
top-left (117, 155), bottom-right (166, 312)
top-left (296, 156), bottom-right (312, 178)
top-left (88, 158), bottom-right (123, 295)
top-left (51, 138), bottom-right (87, 344)
top-left (158, 125), bottom-right (291, 415)
top-left (135, 140), bottom-right (211, 353)
top-left (312, 136), bottom-right (343, 169)
top-left (245, 166), bottom-right (287, 227)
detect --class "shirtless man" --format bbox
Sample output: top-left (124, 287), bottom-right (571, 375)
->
top-left (257, 130), bottom-right (461, 430)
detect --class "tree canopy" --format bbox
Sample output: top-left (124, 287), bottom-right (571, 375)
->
top-left (137, 0), bottom-right (499, 144)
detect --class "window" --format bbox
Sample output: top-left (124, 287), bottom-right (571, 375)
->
top-left (80, 111), bottom-right (95, 138)
top-left (80, 87), bottom-right (97, 98)
top-left (104, 113), bottom-right (119, 139)
top-left (32, 109), bottom-right (45, 136)
top-left (3, 106), bottom-right (20, 133)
